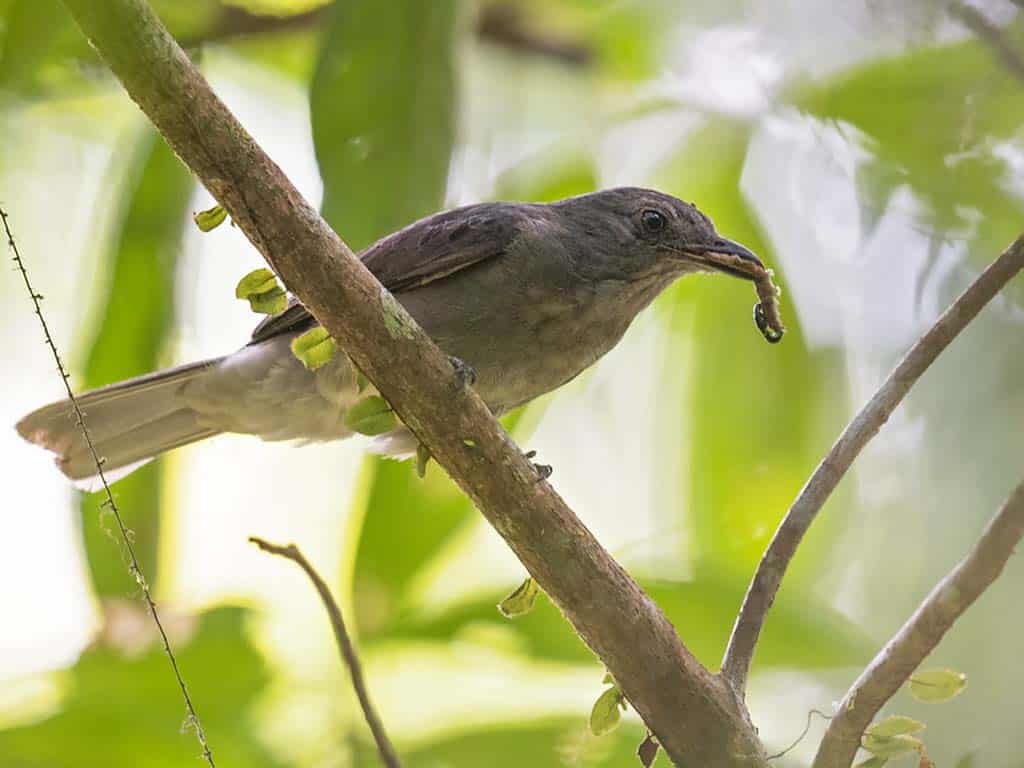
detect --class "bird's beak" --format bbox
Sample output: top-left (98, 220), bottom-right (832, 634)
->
top-left (677, 237), bottom-right (764, 280)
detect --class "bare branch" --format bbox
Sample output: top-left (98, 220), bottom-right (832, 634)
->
top-left (722, 235), bottom-right (1024, 693)
top-left (176, 1), bottom-right (594, 67)
top-left (812, 478), bottom-right (1024, 768)
top-left (948, 1), bottom-right (1024, 82)
top-left (249, 537), bottom-right (401, 768)
top-left (58, 1), bottom-right (763, 764)
top-left (2, 207), bottom-right (216, 766)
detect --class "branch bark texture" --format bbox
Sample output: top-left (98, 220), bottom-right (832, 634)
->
top-left (722, 235), bottom-right (1024, 693)
top-left (250, 537), bottom-right (400, 768)
top-left (59, 1), bottom-right (763, 765)
top-left (812, 478), bottom-right (1024, 768)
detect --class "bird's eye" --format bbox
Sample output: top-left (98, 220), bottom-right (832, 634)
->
top-left (641, 209), bottom-right (667, 233)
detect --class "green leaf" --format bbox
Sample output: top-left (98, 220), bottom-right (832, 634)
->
top-left (854, 757), bottom-right (889, 768)
top-left (415, 442), bottom-right (431, 478)
top-left (310, 0), bottom-right (455, 251)
top-left (193, 203), bottom-right (227, 232)
top-left (862, 733), bottom-right (924, 758)
top-left (79, 128), bottom-right (192, 595)
top-left (234, 268), bottom-right (279, 299)
top-left (290, 325), bottom-right (338, 372)
top-left (589, 686), bottom-right (623, 736)
top-left (0, 607), bottom-right (282, 767)
top-left (866, 716), bottom-right (925, 738)
top-left (497, 577), bottom-right (540, 619)
top-left (247, 286), bottom-right (287, 315)
top-left (344, 395), bottom-right (398, 436)
top-left (909, 668), bottom-right (968, 703)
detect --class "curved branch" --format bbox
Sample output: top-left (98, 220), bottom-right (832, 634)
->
top-left (58, 1), bottom-right (762, 765)
top-left (722, 235), bottom-right (1024, 693)
top-left (812, 478), bottom-right (1024, 768)
top-left (249, 537), bottom-right (400, 768)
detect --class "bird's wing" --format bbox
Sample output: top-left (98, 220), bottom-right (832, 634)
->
top-left (249, 203), bottom-right (526, 344)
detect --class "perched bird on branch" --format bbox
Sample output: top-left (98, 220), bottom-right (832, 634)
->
top-left (17, 187), bottom-right (776, 487)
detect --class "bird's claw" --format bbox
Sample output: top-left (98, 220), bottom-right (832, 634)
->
top-left (448, 355), bottom-right (477, 388)
top-left (524, 450), bottom-right (553, 482)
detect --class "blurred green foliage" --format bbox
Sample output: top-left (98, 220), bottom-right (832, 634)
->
top-left (79, 131), bottom-right (193, 596)
top-left (0, 607), bottom-right (282, 767)
top-left (3, 1), bottom-right (1023, 767)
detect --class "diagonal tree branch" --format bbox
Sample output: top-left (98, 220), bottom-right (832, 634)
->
top-left (722, 235), bottom-right (1024, 694)
top-left (249, 537), bottom-right (400, 768)
top-left (58, 1), bottom-right (763, 765)
top-left (812, 478), bottom-right (1024, 768)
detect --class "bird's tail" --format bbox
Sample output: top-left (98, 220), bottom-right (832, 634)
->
top-left (16, 358), bottom-right (224, 489)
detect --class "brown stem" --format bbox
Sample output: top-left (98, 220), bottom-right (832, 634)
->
top-left (249, 537), bottom-right (401, 768)
top-left (58, 1), bottom-right (763, 765)
top-left (812, 479), bottom-right (1024, 768)
top-left (948, 1), bottom-right (1024, 83)
top-left (721, 235), bottom-right (1024, 693)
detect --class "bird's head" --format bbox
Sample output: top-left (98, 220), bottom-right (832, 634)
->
top-left (556, 187), bottom-right (764, 284)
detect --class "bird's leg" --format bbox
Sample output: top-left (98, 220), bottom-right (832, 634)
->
top-left (524, 450), bottom-right (553, 481)
top-left (447, 355), bottom-right (477, 388)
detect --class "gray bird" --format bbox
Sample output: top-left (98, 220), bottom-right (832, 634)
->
top-left (17, 187), bottom-right (766, 486)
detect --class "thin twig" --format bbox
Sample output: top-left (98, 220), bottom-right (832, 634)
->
top-left (2, 206), bottom-right (216, 766)
top-left (766, 709), bottom-right (832, 761)
top-left (948, 1), bottom-right (1024, 82)
top-left (249, 537), bottom-right (401, 768)
top-left (812, 478), bottom-right (1024, 768)
top-left (721, 235), bottom-right (1024, 694)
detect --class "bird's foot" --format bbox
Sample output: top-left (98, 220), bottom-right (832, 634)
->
top-left (448, 355), bottom-right (477, 388)
top-left (524, 450), bottom-right (553, 482)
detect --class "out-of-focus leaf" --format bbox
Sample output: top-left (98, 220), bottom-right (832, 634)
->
top-left (866, 716), bottom-right (925, 738)
top-left (310, 0), bottom-right (456, 251)
top-left (908, 668), bottom-right (968, 703)
top-left (497, 577), bottom-right (540, 618)
top-left (799, 37), bottom-right (1024, 269)
top-left (855, 757), bottom-right (889, 768)
top-left (862, 732), bottom-right (924, 758)
top-left (379, 569), bottom-right (870, 670)
top-left (0, 0), bottom-right (80, 94)
top-left (653, 119), bottom-right (847, 581)
top-left (0, 607), bottom-right (284, 767)
top-left (79, 130), bottom-right (192, 596)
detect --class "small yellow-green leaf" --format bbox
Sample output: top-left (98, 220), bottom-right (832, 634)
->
top-left (194, 204), bottom-right (228, 231)
top-left (854, 757), bottom-right (889, 768)
top-left (343, 395), bottom-right (397, 435)
top-left (291, 326), bottom-right (338, 372)
top-left (866, 716), bottom-right (926, 738)
top-left (589, 686), bottom-right (623, 736)
top-left (235, 268), bottom-right (280, 300)
top-left (862, 733), bottom-right (924, 758)
top-left (356, 370), bottom-right (370, 393)
top-left (247, 286), bottom-right (287, 315)
top-left (909, 668), bottom-right (967, 703)
top-left (497, 577), bottom-right (539, 618)
top-left (602, 672), bottom-right (614, 685)
top-left (416, 442), bottom-right (431, 478)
